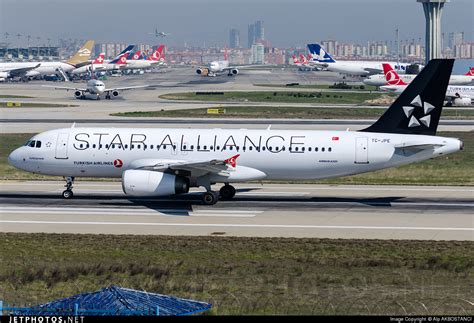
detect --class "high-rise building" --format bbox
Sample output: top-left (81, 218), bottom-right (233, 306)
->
top-left (248, 24), bottom-right (255, 48)
top-left (251, 43), bottom-right (264, 64)
top-left (448, 32), bottom-right (464, 49)
top-left (229, 29), bottom-right (240, 49)
top-left (255, 20), bottom-right (264, 42)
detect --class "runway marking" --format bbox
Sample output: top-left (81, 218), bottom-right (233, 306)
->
top-left (0, 220), bottom-right (472, 231)
top-left (1, 207), bottom-right (261, 217)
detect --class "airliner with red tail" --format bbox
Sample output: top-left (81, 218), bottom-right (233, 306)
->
top-left (380, 63), bottom-right (474, 106)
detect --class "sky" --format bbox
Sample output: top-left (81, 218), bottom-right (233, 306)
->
top-left (0, 0), bottom-right (472, 48)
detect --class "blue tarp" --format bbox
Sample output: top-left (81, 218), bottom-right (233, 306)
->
top-left (11, 286), bottom-right (212, 316)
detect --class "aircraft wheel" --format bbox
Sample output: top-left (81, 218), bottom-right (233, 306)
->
top-left (202, 191), bottom-right (218, 205)
top-left (219, 185), bottom-right (236, 200)
top-left (62, 190), bottom-right (73, 199)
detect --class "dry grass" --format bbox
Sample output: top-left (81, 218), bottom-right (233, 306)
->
top-left (0, 233), bottom-right (473, 315)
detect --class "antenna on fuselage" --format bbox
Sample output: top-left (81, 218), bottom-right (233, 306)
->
top-left (71, 122), bottom-right (76, 128)
top-left (266, 125), bottom-right (272, 130)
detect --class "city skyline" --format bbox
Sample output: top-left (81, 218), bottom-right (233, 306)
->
top-left (1, 0), bottom-right (472, 48)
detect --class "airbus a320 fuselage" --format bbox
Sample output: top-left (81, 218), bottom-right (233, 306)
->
top-left (8, 59), bottom-right (463, 205)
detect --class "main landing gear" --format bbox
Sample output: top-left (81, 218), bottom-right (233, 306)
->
top-left (62, 176), bottom-right (75, 199)
top-left (201, 184), bottom-right (236, 205)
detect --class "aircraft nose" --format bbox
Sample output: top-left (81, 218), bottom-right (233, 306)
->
top-left (8, 148), bottom-right (25, 169)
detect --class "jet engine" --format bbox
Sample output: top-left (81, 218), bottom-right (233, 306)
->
top-left (453, 97), bottom-right (472, 106)
top-left (229, 68), bottom-right (239, 76)
top-left (112, 90), bottom-right (119, 97)
top-left (196, 68), bottom-right (209, 76)
top-left (74, 91), bottom-right (82, 98)
top-left (122, 169), bottom-right (189, 197)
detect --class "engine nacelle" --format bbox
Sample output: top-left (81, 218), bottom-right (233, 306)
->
top-left (74, 91), bottom-right (82, 98)
top-left (122, 170), bottom-right (189, 197)
top-left (112, 90), bottom-right (119, 97)
top-left (229, 68), bottom-right (239, 75)
top-left (196, 68), bottom-right (209, 76)
top-left (453, 97), bottom-right (472, 106)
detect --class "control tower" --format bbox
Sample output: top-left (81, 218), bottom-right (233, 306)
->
top-left (417, 0), bottom-right (449, 63)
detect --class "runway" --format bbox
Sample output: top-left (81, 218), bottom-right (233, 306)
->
top-left (1, 181), bottom-right (472, 240)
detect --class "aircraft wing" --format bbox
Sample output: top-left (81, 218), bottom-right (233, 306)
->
top-left (363, 67), bottom-right (383, 75)
top-left (105, 85), bottom-right (151, 92)
top-left (132, 154), bottom-right (241, 178)
top-left (1, 64), bottom-right (41, 78)
top-left (42, 85), bottom-right (87, 91)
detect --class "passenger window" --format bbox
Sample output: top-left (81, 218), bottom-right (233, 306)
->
top-left (36, 141), bottom-right (41, 148)
top-left (322, 147), bottom-right (325, 152)
top-left (308, 147), bottom-right (312, 152)
top-left (137, 145), bottom-right (141, 149)
top-left (173, 145), bottom-right (176, 150)
top-left (315, 147), bottom-right (318, 152)
top-left (191, 145), bottom-right (194, 149)
top-left (111, 144), bottom-right (115, 149)
top-left (262, 147), bottom-right (266, 151)
top-left (80, 144), bottom-right (83, 148)
top-left (144, 145), bottom-right (147, 149)
top-left (203, 145), bottom-right (207, 150)
top-left (249, 147), bottom-right (253, 151)
top-left (150, 145), bottom-right (154, 149)
top-left (105, 144), bottom-right (109, 149)
top-left (183, 145), bottom-right (187, 149)
top-left (93, 144), bottom-right (96, 148)
top-left (328, 147), bottom-right (332, 152)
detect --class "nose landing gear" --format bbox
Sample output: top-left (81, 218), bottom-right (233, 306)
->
top-left (62, 176), bottom-right (75, 199)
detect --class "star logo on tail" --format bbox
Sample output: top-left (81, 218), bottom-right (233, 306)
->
top-left (402, 95), bottom-right (436, 128)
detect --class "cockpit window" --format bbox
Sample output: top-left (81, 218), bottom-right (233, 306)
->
top-left (24, 140), bottom-right (41, 148)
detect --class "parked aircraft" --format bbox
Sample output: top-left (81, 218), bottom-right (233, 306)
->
top-left (307, 43), bottom-right (420, 76)
top-left (364, 66), bottom-right (474, 86)
top-left (0, 40), bottom-right (95, 80)
top-left (9, 60), bottom-right (463, 205)
top-left (380, 63), bottom-right (474, 106)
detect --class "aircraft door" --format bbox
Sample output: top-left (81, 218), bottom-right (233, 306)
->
top-left (355, 137), bottom-right (369, 164)
top-left (55, 133), bottom-right (69, 159)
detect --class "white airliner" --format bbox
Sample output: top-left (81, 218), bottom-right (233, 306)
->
top-left (364, 66), bottom-right (474, 86)
top-left (8, 60), bottom-right (463, 205)
top-left (196, 48), bottom-right (250, 77)
top-left (307, 43), bottom-right (421, 76)
top-left (0, 40), bottom-right (94, 80)
top-left (43, 78), bottom-right (152, 100)
top-left (380, 64), bottom-right (474, 106)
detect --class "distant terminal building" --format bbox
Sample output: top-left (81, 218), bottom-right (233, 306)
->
top-left (229, 29), bottom-right (240, 49)
top-left (0, 45), bottom-right (59, 60)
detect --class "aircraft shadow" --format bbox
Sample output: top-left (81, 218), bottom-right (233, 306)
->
top-left (0, 190), bottom-right (407, 217)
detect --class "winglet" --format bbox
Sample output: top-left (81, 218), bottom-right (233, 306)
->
top-left (224, 154), bottom-right (240, 167)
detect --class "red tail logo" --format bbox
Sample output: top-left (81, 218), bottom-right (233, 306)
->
top-left (465, 67), bottom-right (474, 76)
top-left (93, 53), bottom-right (105, 64)
top-left (116, 53), bottom-right (128, 65)
top-left (382, 63), bottom-right (407, 86)
top-left (149, 45), bottom-right (165, 61)
top-left (132, 51), bottom-right (142, 60)
top-left (224, 154), bottom-right (240, 168)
